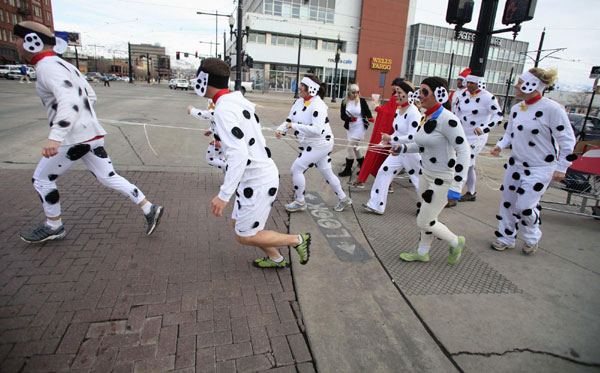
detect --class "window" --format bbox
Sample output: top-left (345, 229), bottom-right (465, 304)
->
top-left (44, 0), bottom-right (49, 5)
top-left (8, 0), bottom-right (14, 6)
top-left (33, 6), bottom-right (41, 17)
top-left (2, 29), bottom-right (6, 42)
top-left (46, 11), bottom-right (51, 22)
top-left (12, 13), bottom-right (17, 24)
top-left (0, 11), bottom-right (3, 22)
top-left (264, 0), bottom-right (273, 14)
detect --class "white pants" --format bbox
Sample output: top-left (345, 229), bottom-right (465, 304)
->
top-left (346, 138), bottom-right (362, 160)
top-left (449, 134), bottom-right (488, 195)
top-left (416, 173), bottom-right (457, 249)
top-left (32, 138), bottom-right (146, 218)
top-left (366, 152), bottom-right (420, 213)
top-left (292, 143), bottom-right (346, 202)
top-left (232, 177), bottom-right (279, 237)
top-left (206, 143), bottom-right (226, 171)
top-left (495, 164), bottom-right (554, 245)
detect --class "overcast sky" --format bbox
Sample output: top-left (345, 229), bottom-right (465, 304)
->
top-left (53, 0), bottom-right (600, 89)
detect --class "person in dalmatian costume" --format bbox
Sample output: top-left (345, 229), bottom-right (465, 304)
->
top-left (490, 68), bottom-right (576, 255)
top-left (448, 73), bottom-right (504, 205)
top-left (363, 80), bottom-right (421, 215)
top-left (187, 100), bottom-right (226, 171)
top-left (276, 75), bottom-right (352, 212)
top-left (395, 77), bottom-right (470, 263)
top-left (449, 68), bottom-right (471, 116)
top-left (196, 58), bottom-right (311, 268)
top-left (14, 21), bottom-right (164, 244)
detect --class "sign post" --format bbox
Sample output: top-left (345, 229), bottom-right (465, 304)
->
top-left (582, 67), bottom-right (600, 140)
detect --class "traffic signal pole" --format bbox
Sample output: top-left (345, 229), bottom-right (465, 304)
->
top-left (468, 0), bottom-right (499, 77)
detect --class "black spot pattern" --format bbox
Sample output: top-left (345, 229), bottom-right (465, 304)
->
top-left (434, 178), bottom-right (443, 185)
top-left (252, 222), bottom-right (260, 229)
top-left (84, 98), bottom-right (92, 113)
top-left (423, 120), bottom-right (437, 134)
top-left (231, 127), bottom-right (244, 139)
top-left (429, 221), bottom-right (436, 226)
top-left (411, 121), bottom-right (418, 128)
top-left (455, 164), bottom-right (463, 172)
top-left (383, 166), bottom-right (388, 172)
top-left (307, 146), bottom-right (312, 152)
top-left (421, 189), bottom-right (433, 203)
top-left (66, 144), bottom-right (91, 161)
top-left (566, 154), bottom-right (577, 162)
top-left (265, 147), bottom-right (271, 158)
top-left (512, 172), bottom-right (520, 180)
top-left (429, 157), bottom-right (436, 163)
top-left (455, 136), bottom-right (464, 144)
top-left (545, 155), bottom-right (555, 162)
top-left (254, 113), bottom-right (260, 123)
top-left (504, 201), bottom-right (511, 208)
top-left (108, 171), bottom-right (115, 177)
top-left (522, 209), bottom-right (532, 216)
top-left (63, 80), bottom-right (73, 88)
top-left (448, 120), bottom-right (458, 127)
top-left (535, 111), bottom-right (543, 118)
top-left (495, 230), bottom-right (503, 237)
top-left (448, 159), bottom-right (456, 168)
top-left (242, 110), bottom-right (251, 119)
top-left (93, 146), bottom-right (108, 158)
top-left (58, 120), bottom-right (71, 128)
top-left (533, 183), bottom-right (544, 192)
top-left (44, 189), bottom-right (60, 204)
top-left (268, 187), bottom-right (277, 196)
top-left (313, 111), bottom-right (319, 117)
top-left (244, 187), bottom-right (254, 198)
top-left (249, 138), bottom-right (255, 146)
top-left (454, 175), bottom-right (462, 182)
top-left (48, 174), bottom-right (58, 181)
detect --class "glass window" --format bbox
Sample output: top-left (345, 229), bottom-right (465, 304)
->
top-left (318, 9), bottom-right (325, 22)
top-left (277, 36), bottom-right (286, 45)
top-left (418, 36), bottom-right (425, 49)
top-left (421, 62), bottom-right (429, 75)
top-left (256, 34), bottom-right (266, 43)
top-left (286, 37), bottom-right (294, 47)
top-left (282, 3), bottom-right (291, 17)
top-left (271, 35), bottom-right (277, 45)
top-left (310, 8), bottom-right (317, 20)
top-left (425, 37), bottom-right (432, 50)
top-left (12, 13), bottom-right (17, 23)
top-left (273, 1), bottom-right (282, 16)
top-left (300, 6), bottom-right (309, 19)
top-left (414, 61), bottom-right (422, 75)
top-left (326, 11), bottom-right (334, 23)
top-left (434, 63), bottom-right (441, 76)
top-left (248, 33), bottom-right (257, 43)
top-left (428, 63), bottom-right (435, 75)
top-left (264, 0), bottom-right (273, 14)
top-left (292, 5), bottom-right (300, 18)
top-left (0, 11), bottom-right (3, 22)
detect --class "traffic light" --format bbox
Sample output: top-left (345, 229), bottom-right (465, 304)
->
top-left (245, 55), bottom-right (253, 68)
top-left (184, 52), bottom-right (189, 57)
top-left (195, 51), bottom-right (198, 58)
top-left (502, 0), bottom-right (537, 25)
top-left (446, 0), bottom-right (474, 25)
top-left (176, 52), bottom-right (180, 60)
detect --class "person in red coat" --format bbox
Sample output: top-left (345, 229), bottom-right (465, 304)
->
top-left (350, 77), bottom-right (404, 188)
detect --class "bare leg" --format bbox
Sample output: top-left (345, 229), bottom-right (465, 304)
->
top-left (235, 229), bottom-right (301, 260)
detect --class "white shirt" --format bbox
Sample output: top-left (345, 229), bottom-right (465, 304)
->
top-left (36, 55), bottom-right (106, 145)
top-left (213, 92), bottom-right (278, 202)
top-left (278, 96), bottom-right (333, 148)
top-left (496, 97), bottom-right (576, 173)
top-left (390, 104), bottom-right (422, 145)
top-left (455, 89), bottom-right (504, 143)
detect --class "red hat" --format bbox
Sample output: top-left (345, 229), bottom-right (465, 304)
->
top-left (457, 68), bottom-right (471, 80)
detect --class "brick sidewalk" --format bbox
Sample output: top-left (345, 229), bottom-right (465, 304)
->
top-left (0, 169), bottom-right (315, 372)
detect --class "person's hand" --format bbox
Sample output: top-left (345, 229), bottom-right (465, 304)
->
top-left (214, 140), bottom-right (221, 149)
top-left (42, 139), bottom-right (61, 158)
top-left (275, 130), bottom-right (282, 139)
top-left (286, 122), bottom-right (293, 129)
top-left (381, 133), bottom-right (391, 143)
top-left (209, 139), bottom-right (215, 145)
top-left (210, 195), bottom-right (228, 217)
top-left (203, 130), bottom-right (212, 136)
top-left (490, 146), bottom-right (501, 157)
top-left (390, 144), bottom-right (402, 156)
top-left (474, 127), bottom-right (483, 136)
top-left (552, 171), bottom-right (566, 182)
top-left (187, 105), bottom-right (194, 115)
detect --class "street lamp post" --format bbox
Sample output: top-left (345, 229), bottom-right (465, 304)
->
top-left (331, 35), bottom-right (341, 103)
top-left (229, 5), bottom-right (251, 92)
top-left (294, 32), bottom-right (302, 99)
top-left (502, 65), bottom-right (515, 114)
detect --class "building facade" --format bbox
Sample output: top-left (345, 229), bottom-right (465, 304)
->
top-left (229, 0), bottom-right (415, 98)
top-left (405, 23), bottom-right (529, 107)
top-left (0, 0), bottom-right (54, 64)
top-left (129, 43), bottom-right (171, 81)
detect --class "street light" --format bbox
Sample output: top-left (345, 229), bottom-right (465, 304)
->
top-left (196, 10), bottom-right (230, 58)
top-left (229, 7), bottom-right (251, 92)
top-left (331, 34), bottom-right (341, 103)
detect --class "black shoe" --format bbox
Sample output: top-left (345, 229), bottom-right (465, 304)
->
top-left (20, 223), bottom-right (66, 243)
top-left (338, 158), bottom-right (354, 177)
top-left (461, 192), bottom-right (476, 202)
top-left (145, 205), bottom-right (164, 235)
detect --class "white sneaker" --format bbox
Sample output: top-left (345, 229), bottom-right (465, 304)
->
top-left (333, 198), bottom-right (352, 212)
top-left (362, 203), bottom-right (383, 215)
top-left (490, 240), bottom-right (515, 251)
top-left (285, 201), bottom-right (307, 212)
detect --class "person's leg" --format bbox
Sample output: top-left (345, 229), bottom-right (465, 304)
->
top-left (415, 175), bottom-right (456, 244)
top-left (366, 156), bottom-right (399, 213)
top-left (290, 155), bottom-right (309, 203)
top-left (206, 143), bottom-right (226, 170)
top-left (314, 146), bottom-right (349, 207)
top-left (403, 153), bottom-right (421, 193)
top-left (494, 164), bottom-right (520, 248)
top-left (81, 138), bottom-right (163, 234)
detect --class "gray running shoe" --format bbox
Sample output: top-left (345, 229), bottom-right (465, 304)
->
top-left (145, 205), bottom-right (164, 235)
top-left (20, 223), bottom-right (66, 243)
top-left (285, 201), bottom-right (307, 212)
top-left (333, 198), bottom-right (352, 212)
top-left (362, 203), bottom-right (383, 215)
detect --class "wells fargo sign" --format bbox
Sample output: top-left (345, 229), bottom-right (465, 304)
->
top-left (371, 57), bottom-right (392, 70)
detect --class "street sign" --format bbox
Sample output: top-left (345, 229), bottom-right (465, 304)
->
top-left (590, 66), bottom-right (600, 80)
top-left (55, 31), bottom-right (81, 47)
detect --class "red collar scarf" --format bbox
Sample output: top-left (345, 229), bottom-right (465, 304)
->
top-left (212, 89), bottom-right (230, 104)
top-left (31, 51), bottom-right (55, 65)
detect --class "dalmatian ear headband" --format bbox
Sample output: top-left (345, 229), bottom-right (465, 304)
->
top-left (434, 87), bottom-right (449, 104)
top-left (413, 88), bottom-right (420, 102)
top-left (193, 67), bottom-right (229, 97)
top-left (301, 77), bottom-right (320, 96)
top-left (519, 71), bottom-right (546, 94)
top-left (407, 91), bottom-right (417, 105)
top-left (477, 78), bottom-right (486, 90)
top-left (13, 24), bottom-right (68, 54)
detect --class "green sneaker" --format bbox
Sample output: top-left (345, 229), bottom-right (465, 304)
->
top-left (253, 257), bottom-right (287, 268)
top-left (399, 250), bottom-right (429, 262)
top-left (448, 236), bottom-right (465, 264)
top-left (294, 233), bottom-right (311, 265)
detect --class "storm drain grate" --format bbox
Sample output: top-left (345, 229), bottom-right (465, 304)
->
top-left (352, 179), bottom-right (522, 296)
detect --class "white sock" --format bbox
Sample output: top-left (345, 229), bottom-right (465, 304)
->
top-left (141, 201), bottom-right (152, 215)
top-left (450, 236), bottom-right (459, 248)
top-left (273, 255), bottom-right (284, 263)
top-left (297, 235), bottom-right (303, 246)
top-left (417, 243), bottom-right (430, 256)
top-left (46, 218), bottom-right (62, 230)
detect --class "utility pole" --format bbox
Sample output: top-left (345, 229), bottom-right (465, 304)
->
top-left (223, 32), bottom-right (226, 61)
top-left (74, 46), bottom-right (79, 69)
top-left (294, 32), bottom-right (302, 99)
top-left (502, 65), bottom-right (514, 113)
top-left (235, 1), bottom-right (243, 91)
top-left (468, 0), bottom-right (498, 77)
top-left (197, 11), bottom-right (230, 58)
top-left (447, 51), bottom-right (455, 84)
top-left (534, 27), bottom-right (545, 67)
top-left (128, 42), bottom-right (133, 84)
top-left (331, 34), bottom-right (341, 103)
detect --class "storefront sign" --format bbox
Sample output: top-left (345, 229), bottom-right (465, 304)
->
top-left (328, 58), bottom-right (352, 64)
top-left (457, 31), bottom-right (502, 46)
top-left (371, 57), bottom-right (392, 70)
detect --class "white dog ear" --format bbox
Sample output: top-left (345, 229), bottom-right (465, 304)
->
top-left (53, 37), bottom-right (68, 54)
top-left (413, 89), bottom-right (420, 102)
top-left (434, 87), bottom-right (449, 104)
top-left (407, 91), bottom-right (415, 105)
top-left (194, 71), bottom-right (209, 97)
top-left (23, 33), bottom-right (44, 53)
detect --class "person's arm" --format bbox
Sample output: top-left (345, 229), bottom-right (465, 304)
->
top-left (549, 106), bottom-right (577, 174)
top-left (189, 106), bottom-right (212, 120)
top-left (340, 101), bottom-right (351, 122)
top-left (361, 98), bottom-right (375, 129)
top-left (495, 111), bottom-right (514, 150)
top-left (441, 113), bottom-right (470, 184)
top-left (213, 110), bottom-right (249, 202)
top-left (482, 95), bottom-right (504, 134)
top-left (394, 110), bottom-right (421, 145)
top-left (41, 66), bottom-right (83, 143)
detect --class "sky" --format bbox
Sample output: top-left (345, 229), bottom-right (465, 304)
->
top-left (53, 0), bottom-right (600, 90)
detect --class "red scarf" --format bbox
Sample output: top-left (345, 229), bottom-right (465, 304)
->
top-left (212, 89), bottom-right (230, 104)
top-left (304, 95), bottom-right (313, 102)
top-left (525, 93), bottom-right (542, 105)
top-left (31, 51), bottom-right (55, 65)
top-left (425, 103), bottom-right (441, 116)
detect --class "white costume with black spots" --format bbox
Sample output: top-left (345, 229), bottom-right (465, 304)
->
top-left (403, 107), bottom-right (470, 250)
top-left (494, 97), bottom-right (576, 246)
top-left (452, 88), bottom-right (504, 195)
top-left (366, 104), bottom-right (421, 213)
top-left (277, 96), bottom-right (346, 203)
top-left (451, 87), bottom-right (466, 115)
top-left (189, 100), bottom-right (226, 171)
top-left (32, 55), bottom-right (146, 218)
top-left (213, 91), bottom-right (279, 237)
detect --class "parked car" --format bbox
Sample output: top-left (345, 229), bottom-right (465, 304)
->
top-left (26, 66), bottom-right (36, 80)
top-left (6, 65), bottom-right (23, 80)
top-left (0, 65), bottom-right (9, 78)
top-left (568, 113), bottom-right (600, 141)
top-left (119, 76), bottom-right (130, 82)
top-left (86, 72), bottom-right (103, 82)
top-left (228, 80), bottom-right (253, 95)
top-left (169, 78), bottom-right (189, 90)
top-left (105, 74), bottom-right (118, 81)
